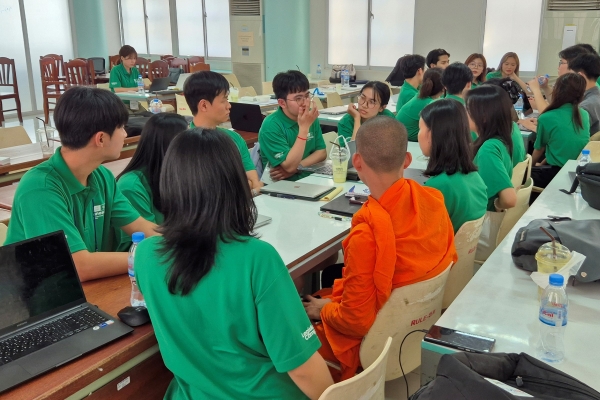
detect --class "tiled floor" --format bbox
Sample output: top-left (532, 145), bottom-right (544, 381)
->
top-left (385, 368), bottom-right (422, 400)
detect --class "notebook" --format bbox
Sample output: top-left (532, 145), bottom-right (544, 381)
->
top-left (320, 194), bottom-right (363, 217)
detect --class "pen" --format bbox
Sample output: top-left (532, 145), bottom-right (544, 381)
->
top-left (269, 193), bottom-right (296, 199)
top-left (318, 211), bottom-right (352, 222)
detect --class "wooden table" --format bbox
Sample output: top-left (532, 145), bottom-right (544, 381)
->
top-left (233, 130), bottom-right (258, 148)
top-left (95, 73), bottom-right (110, 84)
top-left (3, 275), bottom-right (172, 399)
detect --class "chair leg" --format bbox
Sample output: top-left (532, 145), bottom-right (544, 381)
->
top-left (0, 99), bottom-right (4, 126)
top-left (15, 96), bottom-right (23, 123)
top-left (44, 97), bottom-right (50, 124)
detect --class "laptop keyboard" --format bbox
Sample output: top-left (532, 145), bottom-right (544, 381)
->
top-left (0, 308), bottom-right (108, 366)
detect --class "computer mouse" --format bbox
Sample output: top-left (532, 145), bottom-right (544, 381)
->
top-left (117, 306), bottom-right (150, 327)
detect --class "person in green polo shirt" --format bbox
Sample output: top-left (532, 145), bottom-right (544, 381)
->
top-left (466, 85), bottom-right (517, 211)
top-left (532, 73), bottom-right (590, 188)
top-left (337, 81), bottom-right (394, 145)
top-left (114, 113), bottom-right (188, 251)
top-left (485, 52), bottom-right (528, 94)
top-left (465, 53), bottom-right (487, 89)
top-left (183, 71), bottom-right (262, 191)
top-left (5, 87), bottom-right (158, 282)
top-left (396, 68), bottom-right (444, 141)
top-left (109, 45), bottom-right (146, 93)
top-left (259, 70), bottom-right (326, 182)
top-left (441, 62), bottom-right (473, 105)
top-left (418, 99), bottom-right (487, 233)
top-left (134, 128), bottom-right (333, 399)
top-left (396, 54), bottom-right (426, 112)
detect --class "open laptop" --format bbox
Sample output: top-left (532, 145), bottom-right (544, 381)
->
top-left (0, 231), bottom-right (133, 393)
top-left (254, 214), bottom-right (272, 229)
top-left (320, 105), bottom-right (348, 115)
top-left (147, 77), bottom-right (171, 93)
top-left (154, 73), bottom-right (191, 95)
top-left (230, 103), bottom-right (264, 133)
top-left (260, 181), bottom-right (335, 201)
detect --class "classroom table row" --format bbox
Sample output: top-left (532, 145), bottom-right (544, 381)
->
top-left (420, 160), bottom-right (600, 391)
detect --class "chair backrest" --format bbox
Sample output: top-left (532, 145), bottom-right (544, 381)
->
top-left (40, 54), bottom-right (65, 77)
top-left (511, 154), bottom-right (530, 188)
top-left (149, 60), bottom-right (169, 81)
top-left (262, 81), bottom-right (273, 95)
top-left (39, 57), bottom-right (63, 92)
top-left (0, 58), bottom-right (18, 88)
top-left (581, 141), bottom-right (600, 160)
top-left (160, 54), bottom-right (174, 61)
top-left (590, 131), bottom-right (600, 141)
top-left (169, 57), bottom-right (188, 72)
top-left (239, 86), bottom-right (257, 97)
top-left (189, 62), bottom-right (210, 73)
top-left (187, 56), bottom-right (205, 65)
top-left (222, 73), bottom-right (241, 89)
top-left (64, 59), bottom-right (94, 86)
top-left (0, 126), bottom-right (32, 148)
top-left (175, 94), bottom-right (193, 116)
top-left (323, 131), bottom-right (339, 156)
top-left (326, 92), bottom-right (344, 107)
top-left (136, 57), bottom-right (150, 78)
top-left (108, 55), bottom-right (120, 71)
top-left (313, 96), bottom-right (324, 110)
top-left (318, 337), bottom-right (392, 400)
top-left (442, 216), bottom-right (485, 309)
top-left (525, 153), bottom-right (532, 183)
top-left (88, 57), bottom-right (106, 74)
top-left (0, 223), bottom-right (7, 246)
top-left (359, 265), bottom-right (452, 380)
top-left (496, 177), bottom-right (533, 246)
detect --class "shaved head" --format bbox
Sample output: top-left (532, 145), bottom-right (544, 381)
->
top-left (355, 116), bottom-right (407, 173)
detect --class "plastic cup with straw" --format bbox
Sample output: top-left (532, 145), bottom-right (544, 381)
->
top-left (535, 227), bottom-right (572, 297)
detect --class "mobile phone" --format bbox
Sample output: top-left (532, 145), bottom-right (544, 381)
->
top-left (424, 325), bottom-right (495, 353)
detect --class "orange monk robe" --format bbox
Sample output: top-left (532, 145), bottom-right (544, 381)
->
top-left (317, 178), bottom-right (457, 380)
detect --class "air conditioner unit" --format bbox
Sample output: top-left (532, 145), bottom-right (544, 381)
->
top-left (229, 0), bottom-right (265, 93)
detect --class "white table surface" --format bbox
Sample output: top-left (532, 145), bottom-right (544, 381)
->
top-left (315, 86), bottom-right (362, 100)
top-left (429, 160), bottom-right (600, 390)
top-left (115, 91), bottom-right (176, 101)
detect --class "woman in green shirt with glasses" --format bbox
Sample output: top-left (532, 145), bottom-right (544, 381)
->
top-left (109, 45), bottom-right (144, 93)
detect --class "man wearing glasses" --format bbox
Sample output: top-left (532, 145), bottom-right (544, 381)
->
top-left (259, 70), bottom-right (326, 181)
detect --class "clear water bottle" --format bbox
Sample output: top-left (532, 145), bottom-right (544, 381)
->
top-left (579, 149), bottom-right (592, 167)
top-left (137, 75), bottom-right (144, 94)
top-left (341, 69), bottom-right (350, 88)
top-left (539, 274), bottom-right (568, 363)
top-left (316, 64), bottom-right (322, 80)
top-left (538, 74), bottom-right (550, 85)
top-left (514, 94), bottom-right (524, 119)
top-left (128, 232), bottom-right (146, 307)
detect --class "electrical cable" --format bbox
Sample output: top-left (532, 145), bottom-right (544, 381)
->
top-left (399, 329), bottom-right (429, 400)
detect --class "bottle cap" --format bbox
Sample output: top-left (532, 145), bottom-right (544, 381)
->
top-left (582, 149), bottom-right (590, 155)
top-left (132, 232), bottom-right (145, 244)
top-left (549, 273), bottom-right (564, 286)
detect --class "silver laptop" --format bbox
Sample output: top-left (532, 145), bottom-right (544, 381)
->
top-left (260, 181), bottom-right (335, 200)
top-left (176, 73), bottom-right (191, 89)
top-left (254, 214), bottom-right (272, 229)
top-left (301, 140), bottom-right (357, 176)
top-left (320, 105), bottom-right (348, 115)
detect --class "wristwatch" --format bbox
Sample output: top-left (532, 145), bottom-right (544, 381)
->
top-left (297, 163), bottom-right (304, 172)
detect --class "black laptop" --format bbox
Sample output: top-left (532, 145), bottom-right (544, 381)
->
top-left (320, 194), bottom-right (363, 217)
top-left (147, 77), bottom-right (171, 93)
top-left (230, 103), bottom-right (264, 133)
top-left (0, 232), bottom-right (133, 393)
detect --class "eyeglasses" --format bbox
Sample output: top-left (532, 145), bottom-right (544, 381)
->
top-left (357, 94), bottom-right (379, 108)
top-left (286, 92), bottom-right (313, 104)
top-left (468, 63), bottom-right (484, 69)
top-left (558, 60), bottom-right (568, 67)
top-left (123, 56), bottom-right (137, 61)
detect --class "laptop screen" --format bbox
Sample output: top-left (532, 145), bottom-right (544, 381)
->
top-left (0, 231), bottom-right (85, 334)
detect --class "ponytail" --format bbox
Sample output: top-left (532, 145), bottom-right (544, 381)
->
top-left (418, 67), bottom-right (444, 99)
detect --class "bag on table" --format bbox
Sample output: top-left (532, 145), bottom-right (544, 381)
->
top-left (563, 162), bottom-right (600, 210)
top-left (329, 64), bottom-right (356, 83)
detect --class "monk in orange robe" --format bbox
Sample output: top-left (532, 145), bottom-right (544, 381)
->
top-left (303, 116), bottom-right (457, 381)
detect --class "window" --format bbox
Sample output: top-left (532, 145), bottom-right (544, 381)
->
top-left (176, 0), bottom-right (205, 56)
top-left (483, 0), bottom-right (543, 72)
top-left (204, 0), bottom-right (231, 58)
top-left (328, 0), bottom-right (415, 67)
top-left (176, 0), bottom-right (231, 58)
top-left (120, 0), bottom-right (172, 55)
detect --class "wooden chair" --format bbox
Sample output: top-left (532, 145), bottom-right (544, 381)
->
top-left (40, 54), bottom-right (65, 81)
top-left (0, 223), bottom-right (7, 246)
top-left (511, 154), bottom-right (531, 189)
top-left (187, 56), bottom-right (205, 66)
top-left (0, 126), bottom-right (32, 148)
top-left (262, 81), bottom-right (273, 95)
top-left (65, 59), bottom-right (95, 86)
top-left (239, 86), bottom-right (257, 98)
top-left (175, 94), bottom-right (192, 116)
top-left (442, 216), bottom-right (485, 309)
top-left (108, 55), bottom-right (120, 71)
top-left (169, 57), bottom-right (188, 73)
top-left (318, 337), bottom-right (392, 400)
top-left (326, 92), bottom-right (344, 107)
top-left (148, 60), bottom-right (169, 82)
top-left (222, 73), bottom-right (241, 89)
top-left (136, 57), bottom-right (150, 79)
top-left (40, 56), bottom-right (65, 123)
top-left (496, 177), bottom-right (533, 246)
top-left (0, 58), bottom-right (23, 124)
top-left (160, 55), bottom-right (174, 61)
top-left (359, 265), bottom-right (452, 380)
top-left (189, 62), bottom-right (210, 73)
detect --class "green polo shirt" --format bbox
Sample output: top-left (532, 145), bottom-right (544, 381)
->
top-left (396, 96), bottom-right (434, 142)
top-left (135, 235), bottom-right (320, 400)
top-left (471, 81), bottom-right (480, 89)
top-left (115, 169), bottom-right (162, 252)
top-left (485, 70), bottom-right (503, 81)
top-left (258, 107), bottom-right (325, 181)
top-left (189, 122), bottom-right (256, 172)
top-left (109, 63), bottom-right (140, 92)
top-left (445, 94), bottom-right (465, 105)
top-left (337, 108), bottom-right (395, 145)
top-left (511, 122), bottom-right (526, 167)
top-left (535, 104), bottom-right (590, 167)
top-left (474, 139), bottom-right (514, 211)
top-left (5, 148), bottom-right (140, 252)
top-left (396, 81), bottom-right (419, 112)
top-left (425, 171), bottom-right (487, 233)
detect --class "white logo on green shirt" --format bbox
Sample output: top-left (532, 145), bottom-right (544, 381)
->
top-left (93, 204), bottom-right (105, 219)
top-left (275, 152), bottom-right (283, 159)
top-left (307, 132), bottom-right (314, 140)
top-left (301, 325), bottom-right (316, 340)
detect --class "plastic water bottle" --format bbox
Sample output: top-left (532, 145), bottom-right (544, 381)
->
top-left (128, 232), bottom-right (146, 307)
top-left (341, 69), bottom-right (350, 88)
top-left (579, 149), bottom-right (592, 167)
top-left (316, 64), bottom-right (322, 80)
top-left (539, 274), bottom-right (568, 363)
top-left (538, 74), bottom-right (550, 85)
top-left (514, 94), bottom-right (524, 119)
top-left (137, 75), bottom-right (144, 94)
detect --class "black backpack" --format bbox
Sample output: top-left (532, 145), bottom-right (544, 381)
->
top-left (411, 352), bottom-right (600, 400)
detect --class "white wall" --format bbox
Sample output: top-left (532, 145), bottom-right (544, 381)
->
top-left (103, 0), bottom-right (122, 56)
